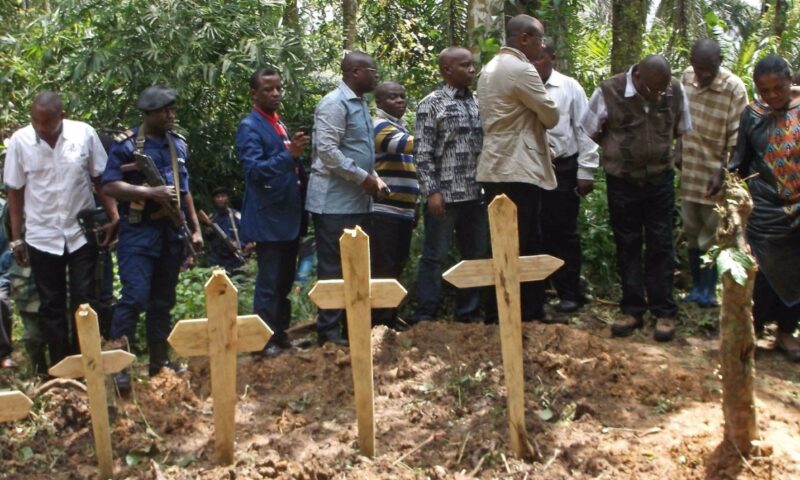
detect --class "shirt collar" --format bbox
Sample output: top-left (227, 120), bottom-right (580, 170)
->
top-left (498, 46), bottom-right (529, 63)
top-left (33, 121), bottom-right (65, 145)
top-left (375, 108), bottom-right (406, 128)
top-left (689, 66), bottom-right (727, 93)
top-left (625, 67), bottom-right (638, 98)
top-left (544, 69), bottom-right (564, 88)
top-left (338, 81), bottom-right (361, 100)
top-left (442, 83), bottom-right (473, 99)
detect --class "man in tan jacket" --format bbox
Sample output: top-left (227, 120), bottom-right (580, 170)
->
top-left (476, 14), bottom-right (559, 322)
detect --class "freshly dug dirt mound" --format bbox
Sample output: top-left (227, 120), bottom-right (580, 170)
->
top-left (1, 319), bottom-right (797, 479)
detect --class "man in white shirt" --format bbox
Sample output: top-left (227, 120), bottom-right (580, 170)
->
top-left (532, 37), bottom-right (599, 314)
top-left (3, 92), bottom-right (118, 366)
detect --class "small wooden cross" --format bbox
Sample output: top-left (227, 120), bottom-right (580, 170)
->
top-left (167, 270), bottom-right (272, 465)
top-left (443, 194), bottom-right (563, 459)
top-left (0, 390), bottom-right (33, 422)
top-left (48, 304), bottom-right (136, 479)
top-left (308, 226), bottom-right (407, 458)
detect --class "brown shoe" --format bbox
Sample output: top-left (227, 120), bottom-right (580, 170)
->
top-left (0, 357), bottom-right (18, 369)
top-left (654, 318), bottom-right (676, 342)
top-left (611, 314), bottom-right (643, 337)
top-left (775, 331), bottom-right (800, 362)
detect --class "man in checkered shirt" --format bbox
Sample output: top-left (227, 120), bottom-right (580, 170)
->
top-left (679, 39), bottom-right (748, 308)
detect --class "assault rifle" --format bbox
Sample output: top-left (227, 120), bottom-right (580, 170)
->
top-left (198, 209), bottom-right (246, 264)
top-left (120, 152), bottom-right (197, 257)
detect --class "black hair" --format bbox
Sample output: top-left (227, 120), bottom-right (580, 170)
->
top-left (753, 55), bottom-right (792, 82)
top-left (32, 91), bottom-right (63, 112)
top-left (249, 68), bottom-right (280, 89)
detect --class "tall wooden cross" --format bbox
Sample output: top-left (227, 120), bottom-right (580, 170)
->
top-left (48, 304), bottom-right (136, 479)
top-left (0, 391), bottom-right (32, 423)
top-left (443, 195), bottom-right (563, 459)
top-left (307, 226), bottom-right (407, 458)
top-left (167, 270), bottom-right (272, 465)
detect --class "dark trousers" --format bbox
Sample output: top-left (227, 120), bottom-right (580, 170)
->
top-left (483, 182), bottom-right (547, 319)
top-left (254, 239), bottom-right (299, 345)
top-left (606, 172), bottom-right (677, 318)
top-left (28, 243), bottom-right (97, 366)
top-left (109, 242), bottom-right (182, 346)
top-left (414, 199), bottom-right (489, 321)
top-left (313, 213), bottom-right (369, 337)
top-left (364, 213), bottom-right (414, 325)
top-left (753, 271), bottom-right (800, 334)
top-left (541, 156), bottom-right (583, 303)
top-left (0, 284), bottom-right (11, 359)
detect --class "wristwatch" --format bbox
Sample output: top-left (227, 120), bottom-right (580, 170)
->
top-left (8, 239), bottom-right (25, 250)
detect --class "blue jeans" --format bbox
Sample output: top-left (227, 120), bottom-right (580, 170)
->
top-left (313, 213), bottom-right (369, 337)
top-left (414, 199), bottom-right (489, 321)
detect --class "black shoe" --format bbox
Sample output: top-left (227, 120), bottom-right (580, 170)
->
top-left (317, 332), bottom-right (349, 347)
top-left (273, 335), bottom-right (293, 349)
top-left (261, 344), bottom-right (285, 358)
top-left (114, 370), bottom-right (131, 394)
top-left (148, 342), bottom-right (186, 377)
top-left (554, 300), bottom-right (581, 313)
top-left (611, 314), bottom-right (644, 337)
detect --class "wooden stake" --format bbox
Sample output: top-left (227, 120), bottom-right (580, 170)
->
top-left (443, 195), bottom-right (563, 459)
top-left (48, 304), bottom-right (135, 479)
top-left (0, 391), bottom-right (33, 422)
top-left (716, 172), bottom-right (758, 455)
top-left (167, 270), bottom-right (272, 465)
top-left (307, 226), bottom-right (407, 457)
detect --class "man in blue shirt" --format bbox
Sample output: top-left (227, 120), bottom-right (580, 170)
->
top-left (102, 86), bottom-right (203, 392)
top-left (237, 68), bottom-right (309, 357)
top-left (207, 186), bottom-right (245, 273)
top-left (305, 51), bottom-right (385, 346)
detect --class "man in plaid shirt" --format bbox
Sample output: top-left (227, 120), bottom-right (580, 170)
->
top-left (679, 39), bottom-right (748, 307)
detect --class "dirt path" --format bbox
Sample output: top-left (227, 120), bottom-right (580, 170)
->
top-left (1, 307), bottom-right (798, 479)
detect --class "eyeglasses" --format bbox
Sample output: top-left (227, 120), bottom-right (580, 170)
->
top-left (641, 82), bottom-right (667, 98)
top-left (361, 67), bottom-right (378, 75)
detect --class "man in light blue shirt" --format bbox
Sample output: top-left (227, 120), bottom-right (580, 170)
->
top-left (306, 51), bottom-right (385, 346)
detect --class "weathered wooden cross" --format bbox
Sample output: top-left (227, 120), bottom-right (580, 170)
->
top-left (0, 390), bottom-right (33, 423)
top-left (307, 226), bottom-right (407, 458)
top-left (167, 270), bottom-right (272, 465)
top-left (443, 194), bottom-right (563, 459)
top-left (48, 304), bottom-right (136, 479)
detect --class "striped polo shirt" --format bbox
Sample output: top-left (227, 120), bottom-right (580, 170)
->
top-left (373, 109), bottom-right (418, 220)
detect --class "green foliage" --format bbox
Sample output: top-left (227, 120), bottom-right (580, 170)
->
top-left (578, 174), bottom-right (618, 297)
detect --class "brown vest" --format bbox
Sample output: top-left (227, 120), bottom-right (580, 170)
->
top-left (598, 73), bottom-right (683, 185)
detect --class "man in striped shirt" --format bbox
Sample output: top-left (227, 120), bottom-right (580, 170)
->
top-left (366, 82), bottom-right (417, 330)
top-left (680, 39), bottom-right (748, 307)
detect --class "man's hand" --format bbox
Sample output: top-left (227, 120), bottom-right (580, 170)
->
top-left (706, 167), bottom-right (725, 198)
top-left (97, 218), bottom-right (119, 248)
top-left (361, 174), bottom-right (381, 196)
top-left (191, 230), bottom-right (204, 251)
top-left (11, 243), bottom-right (28, 267)
top-left (426, 192), bottom-right (446, 219)
top-left (289, 132), bottom-right (310, 158)
top-left (148, 185), bottom-right (178, 203)
top-left (576, 179), bottom-right (594, 197)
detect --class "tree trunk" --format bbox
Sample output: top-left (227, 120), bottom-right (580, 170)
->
top-left (610, 0), bottom-right (647, 74)
top-left (467, 0), bottom-right (505, 63)
top-left (342, 0), bottom-right (358, 50)
top-left (716, 172), bottom-right (759, 456)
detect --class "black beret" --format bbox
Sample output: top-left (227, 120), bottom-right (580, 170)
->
top-left (135, 85), bottom-right (177, 112)
top-left (212, 186), bottom-right (230, 196)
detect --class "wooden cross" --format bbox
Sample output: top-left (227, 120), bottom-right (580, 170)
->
top-left (307, 226), bottom-right (407, 458)
top-left (167, 270), bottom-right (272, 465)
top-left (0, 390), bottom-right (33, 423)
top-left (48, 304), bottom-right (136, 479)
top-left (443, 195), bottom-right (563, 459)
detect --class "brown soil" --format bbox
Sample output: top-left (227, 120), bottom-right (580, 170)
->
top-left (1, 308), bottom-right (799, 479)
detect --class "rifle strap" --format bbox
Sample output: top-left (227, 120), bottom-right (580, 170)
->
top-left (166, 133), bottom-right (182, 211)
top-left (227, 208), bottom-right (241, 248)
